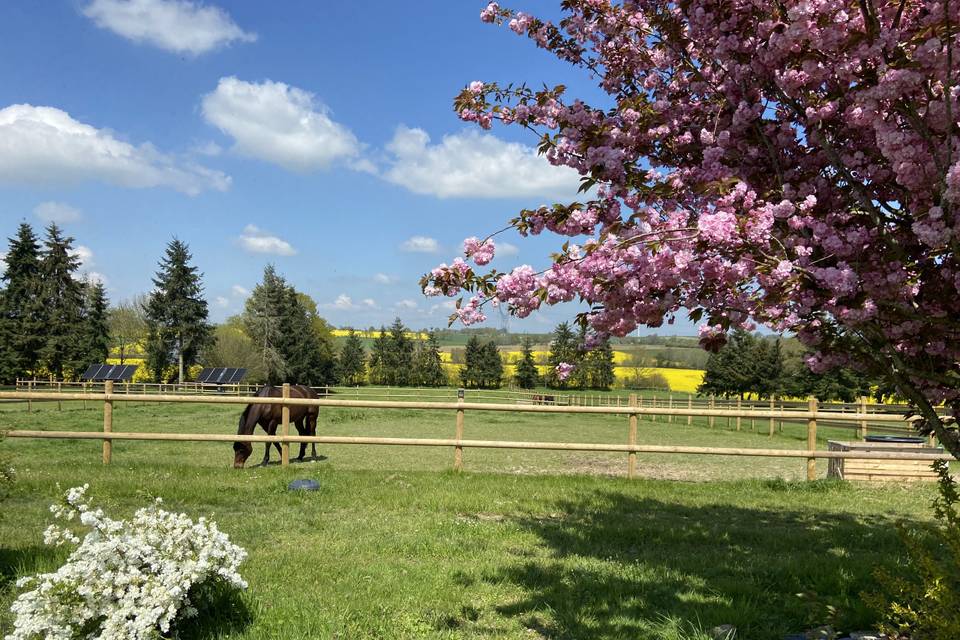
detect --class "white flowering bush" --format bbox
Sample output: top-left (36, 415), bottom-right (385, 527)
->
top-left (5, 485), bottom-right (247, 640)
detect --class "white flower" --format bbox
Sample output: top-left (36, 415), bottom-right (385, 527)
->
top-left (5, 486), bottom-right (247, 640)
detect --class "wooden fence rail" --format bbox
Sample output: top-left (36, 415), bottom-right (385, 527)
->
top-left (0, 389), bottom-right (949, 481)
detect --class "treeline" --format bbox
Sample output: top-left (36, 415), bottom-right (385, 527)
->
top-left (697, 329), bottom-right (876, 401)
top-left (0, 223), bottom-right (109, 384)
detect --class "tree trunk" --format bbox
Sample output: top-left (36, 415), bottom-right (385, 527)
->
top-left (178, 334), bottom-right (184, 385)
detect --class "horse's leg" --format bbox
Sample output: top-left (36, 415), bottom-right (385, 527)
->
top-left (295, 417), bottom-right (307, 460)
top-left (309, 411), bottom-right (318, 458)
top-left (262, 420), bottom-right (279, 465)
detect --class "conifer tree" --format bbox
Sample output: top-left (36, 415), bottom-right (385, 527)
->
top-left (242, 266), bottom-right (288, 384)
top-left (587, 336), bottom-right (616, 390)
top-left (337, 330), bottom-right (367, 385)
top-left (384, 317), bottom-right (414, 386)
top-left (82, 280), bottom-right (110, 365)
top-left (479, 340), bottom-right (503, 389)
top-left (545, 322), bottom-right (577, 389)
top-left (368, 328), bottom-right (388, 385)
top-left (514, 337), bottom-right (540, 389)
top-left (242, 266), bottom-right (335, 386)
top-left (38, 224), bottom-right (87, 380)
top-left (460, 335), bottom-right (483, 388)
top-left (413, 332), bottom-right (446, 387)
top-left (0, 223), bottom-right (44, 382)
top-left (144, 239), bottom-right (212, 383)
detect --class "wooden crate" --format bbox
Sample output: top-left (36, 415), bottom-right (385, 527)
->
top-left (827, 440), bottom-right (941, 482)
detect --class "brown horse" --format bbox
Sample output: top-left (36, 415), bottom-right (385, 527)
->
top-left (233, 385), bottom-right (320, 468)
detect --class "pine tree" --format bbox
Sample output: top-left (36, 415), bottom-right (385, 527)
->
top-left (514, 337), bottom-right (540, 389)
top-left (413, 332), bottom-right (446, 387)
top-left (368, 328), bottom-right (388, 385)
top-left (82, 280), bottom-right (110, 365)
top-left (460, 335), bottom-right (483, 388)
top-left (38, 224), bottom-right (88, 380)
top-left (144, 239), bottom-right (212, 383)
top-left (0, 223), bottom-right (44, 382)
top-left (384, 317), bottom-right (414, 386)
top-left (242, 266), bottom-right (336, 386)
top-left (479, 341), bottom-right (503, 389)
top-left (545, 322), bottom-right (577, 389)
top-left (337, 330), bottom-right (367, 385)
top-left (587, 337), bottom-right (616, 390)
top-left (242, 266), bottom-right (288, 384)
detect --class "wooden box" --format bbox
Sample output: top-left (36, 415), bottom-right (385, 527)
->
top-left (827, 440), bottom-right (941, 482)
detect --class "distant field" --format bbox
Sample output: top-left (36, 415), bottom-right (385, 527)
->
top-left (0, 397), bottom-right (941, 638)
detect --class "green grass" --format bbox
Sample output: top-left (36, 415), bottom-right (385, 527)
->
top-left (0, 400), bottom-right (943, 638)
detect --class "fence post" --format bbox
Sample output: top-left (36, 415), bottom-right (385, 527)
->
top-left (769, 397), bottom-right (775, 436)
top-left (280, 383), bottom-right (290, 467)
top-left (27, 379), bottom-right (33, 413)
top-left (668, 394), bottom-right (673, 424)
top-left (103, 380), bottom-right (113, 464)
top-left (57, 381), bottom-right (62, 411)
top-left (628, 393), bottom-right (638, 479)
top-left (736, 396), bottom-right (742, 431)
top-left (709, 396), bottom-right (715, 428)
top-left (687, 395), bottom-right (692, 425)
top-left (651, 396), bottom-right (657, 422)
top-left (807, 396), bottom-right (818, 481)
top-left (858, 395), bottom-right (868, 440)
top-left (83, 381), bottom-right (88, 410)
top-left (454, 389), bottom-right (465, 471)
top-left (779, 399), bottom-right (784, 432)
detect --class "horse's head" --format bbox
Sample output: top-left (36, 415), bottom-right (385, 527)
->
top-left (233, 440), bottom-right (252, 468)
top-left (234, 406), bottom-right (255, 468)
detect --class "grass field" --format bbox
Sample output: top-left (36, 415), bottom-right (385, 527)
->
top-left (0, 398), bottom-right (942, 638)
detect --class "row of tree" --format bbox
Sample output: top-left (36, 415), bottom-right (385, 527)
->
top-left (0, 223), bottom-right (109, 384)
top-left (697, 329), bottom-right (876, 402)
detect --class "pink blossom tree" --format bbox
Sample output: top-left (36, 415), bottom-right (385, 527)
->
top-left (423, 0), bottom-right (960, 456)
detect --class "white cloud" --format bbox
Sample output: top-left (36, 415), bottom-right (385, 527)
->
top-left (231, 284), bottom-right (249, 297)
top-left (191, 140), bottom-right (223, 156)
top-left (238, 224), bottom-right (297, 256)
top-left (70, 245), bottom-right (94, 268)
top-left (395, 299), bottom-right (418, 310)
top-left (215, 295), bottom-right (230, 308)
top-left (34, 201), bottom-right (82, 224)
top-left (383, 126), bottom-right (583, 199)
top-left (0, 104), bottom-right (229, 195)
top-left (400, 236), bottom-right (439, 253)
top-left (498, 242), bottom-right (520, 258)
top-left (323, 294), bottom-right (378, 311)
top-left (373, 273), bottom-right (398, 285)
top-left (84, 271), bottom-right (109, 286)
top-left (82, 0), bottom-right (256, 55)
top-left (202, 77), bottom-right (361, 172)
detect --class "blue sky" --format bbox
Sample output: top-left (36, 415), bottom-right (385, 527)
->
top-left (0, 0), bottom-right (693, 334)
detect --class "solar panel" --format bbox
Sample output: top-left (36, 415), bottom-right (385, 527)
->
top-left (80, 364), bottom-right (101, 380)
top-left (196, 367), bottom-right (247, 385)
top-left (80, 364), bottom-right (137, 381)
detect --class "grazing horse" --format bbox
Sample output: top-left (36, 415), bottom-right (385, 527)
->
top-left (233, 385), bottom-right (320, 468)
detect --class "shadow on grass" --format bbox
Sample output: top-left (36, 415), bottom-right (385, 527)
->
top-left (483, 482), bottom-right (920, 639)
top-left (0, 546), bottom-right (64, 590)
top-left (172, 580), bottom-right (253, 640)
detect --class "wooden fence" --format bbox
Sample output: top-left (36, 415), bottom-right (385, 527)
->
top-left (11, 379), bottom-right (922, 439)
top-left (0, 383), bottom-right (951, 481)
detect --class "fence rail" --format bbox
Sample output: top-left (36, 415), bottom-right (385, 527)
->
top-left (1, 385), bottom-right (950, 480)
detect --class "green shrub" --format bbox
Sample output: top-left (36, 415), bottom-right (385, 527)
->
top-left (865, 461), bottom-right (960, 639)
